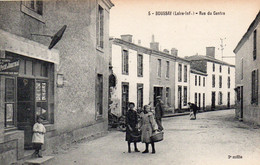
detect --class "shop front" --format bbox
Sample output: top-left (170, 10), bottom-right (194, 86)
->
top-left (0, 29), bottom-right (59, 153)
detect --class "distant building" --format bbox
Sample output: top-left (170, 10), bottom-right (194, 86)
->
top-left (190, 69), bottom-right (207, 110)
top-left (0, 0), bottom-right (113, 164)
top-left (186, 47), bottom-right (235, 110)
top-left (233, 11), bottom-right (260, 125)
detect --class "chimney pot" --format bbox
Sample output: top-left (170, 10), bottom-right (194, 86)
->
top-left (206, 47), bottom-right (215, 58)
top-left (163, 49), bottom-right (169, 54)
top-left (171, 48), bottom-right (178, 56)
top-left (120, 34), bottom-right (133, 43)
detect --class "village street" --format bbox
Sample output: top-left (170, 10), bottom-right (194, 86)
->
top-left (51, 109), bottom-right (260, 165)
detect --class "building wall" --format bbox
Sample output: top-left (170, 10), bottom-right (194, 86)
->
top-left (235, 22), bottom-right (260, 125)
top-left (110, 43), bottom-right (150, 116)
top-left (190, 72), bottom-right (207, 109)
top-left (206, 62), bottom-right (235, 110)
top-left (174, 61), bottom-right (190, 110)
top-left (0, 0), bottom-right (113, 163)
top-left (149, 53), bottom-right (176, 111)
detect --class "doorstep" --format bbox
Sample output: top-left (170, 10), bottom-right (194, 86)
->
top-left (24, 156), bottom-right (54, 165)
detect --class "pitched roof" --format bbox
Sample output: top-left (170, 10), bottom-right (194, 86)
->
top-left (234, 11), bottom-right (260, 53)
top-left (186, 55), bottom-right (235, 67)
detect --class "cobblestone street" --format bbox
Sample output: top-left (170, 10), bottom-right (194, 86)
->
top-left (51, 109), bottom-right (260, 165)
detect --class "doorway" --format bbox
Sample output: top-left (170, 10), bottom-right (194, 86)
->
top-left (122, 82), bottom-right (129, 116)
top-left (153, 87), bottom-right (163, 106)
top-left (211, 91), bottom-right (216, 110)
top-left (17, 78), bottom-right (35, 149)
top-left (178, 86), bottom-right (182, 110)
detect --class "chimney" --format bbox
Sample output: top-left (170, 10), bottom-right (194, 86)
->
top-left (163, 49), bottom-right (169, 54)
top-left (120, 34), bottom-right (133, 43)
top-left (150, 34), bottom-right (159, 51)
top-left (206, 47), bottom-right (215, 58)
top-left (171, 48), bottom-right (178, 56)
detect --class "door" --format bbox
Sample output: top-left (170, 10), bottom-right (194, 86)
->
top-left (122, 83), bottom-right (129, 116)
top-left (178, 86), bottom-right (182, 110)
top-left (227, 92), bottom-right (230, 108)
top-left (211, 91), bottom-right (216, 110)
top-left (17, 78), bottom-right (35, 149)
top-left (96, 74), bottom-right (103, 117)
top-left (153, 87), bottom-right (163, 106)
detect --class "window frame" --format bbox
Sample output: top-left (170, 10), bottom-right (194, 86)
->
top-left (137, 54), bottom-right (143, 77)
top-left (157, 59), bottom-right (162, 78)
top-left (122, 49), bottom-right (129, 75)
top-left (251, 69), bottom-right (258, 105)
top-left (178, 63), bottom-right (182, 82)
top-left (212, 74), bottom-right (215, 88)
top-left (253, 29), bottom-right (257, 60)
top-left (219, 75), bottom-right (222, 88)
top-left (137, 83), bottom-right (144, 109)
top-left (166, 61), bottom-right (170, 78)
top-left (184, 65), bottom-right (187, 82)
top-left (96, 5), bottom-right (104, 49)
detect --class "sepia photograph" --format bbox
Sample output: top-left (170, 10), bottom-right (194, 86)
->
top-left (0, 0), bottom-right (259, 164)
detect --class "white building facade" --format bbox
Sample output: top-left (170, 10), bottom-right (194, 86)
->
top-left (110, 35), bottom-right (150, 116)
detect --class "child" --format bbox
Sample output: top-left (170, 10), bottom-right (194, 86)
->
top-left (32, 115), bottom-right (46, 158)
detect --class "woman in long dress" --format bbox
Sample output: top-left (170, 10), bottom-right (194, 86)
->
top-left (125, 102), bottom-right (140, 153)
top-left (140, 105), bottom-right (157, 154)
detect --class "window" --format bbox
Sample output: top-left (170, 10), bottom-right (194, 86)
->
top-left (137, 84), bottom-right (143, 109)
top-left (5, 78), bottom-right (15, 128)
top-left (203, 77), bottom-right (205, 87)
top-left (36, 81), bottom-right (48, 121)
top-left (228, 67), bottom-right (230, 74)
top-left (122, 50), bottom-right (129, 74)
top-left (253, 30), bottom-right (257, 60)
top-left (219, 75), bottom-right (222, 88)
top-left (251, 69), bottom-right (258, 104)
top-left (203, 93), bottom-right (205, 110)
top-left (157, 59), bottom-right (161, 77)
top-left (97, 5), bottom-right (104, 48)
top-left (199, 76), bottom-right (201, 86)
top-left (213, 63), bottom-right (215, 72)
top-left (24, 0), bottom-right (43, 15)
top-left (218, 92), bottom-right (223, 105)
top-left (137, 54), bottom-right (143, 77)
top-left (178, 64), bottom-right (182, 82)
top-left (96, 74), bottom-right (103, 117)
top-left (195, 75), bottom-right (197, 86)
top-left (241, 58), bottom-right (243, 80)
top-left (195, 93), bottom-right (197, 105)
top-left (228, 76), bottom-right (230, 88)
top-left (219, 65), bottom-right (222, 73)
top-left (166, 61), bottom-right (170, 78)
top-left (212, 74), bottom-right (215, 88)
top-left (184, 65), bottom-right (187, 82)
top-left (183, 86), bottom-right (187, 106)
top-left (166, 87), bottom-right (171, 106)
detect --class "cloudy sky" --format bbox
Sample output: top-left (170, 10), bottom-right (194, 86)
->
top-left (110, 0), bottom-right (260, 65)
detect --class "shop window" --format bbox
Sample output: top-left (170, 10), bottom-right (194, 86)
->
top-left (5, 78), bottom-right (15, 128)
top-left (137, 83), bottom-right (143, 109)
top-left (36, 82), bottom-right (48, 121)
top-left (122, 50), bottom-right (129, 75)
top-left (137, 54), bottom-right (143, 77)
top-left (97, 5), bottom-right (104, 49)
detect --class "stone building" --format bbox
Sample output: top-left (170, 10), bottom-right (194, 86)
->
top-left (186, 47), bottom-right (235, 110)
top-left (234, 11), bottom-right (260, 125)
top-left (0, 0), bottom-right (113, 164)
top-left (190, 69), bottom-right (207, 110)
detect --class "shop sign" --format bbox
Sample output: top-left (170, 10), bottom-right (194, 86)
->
top-left (0, 60), bottom-right (19, 75)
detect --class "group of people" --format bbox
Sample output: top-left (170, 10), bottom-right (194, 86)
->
top-left (125, 96), bottom-right (164, 154)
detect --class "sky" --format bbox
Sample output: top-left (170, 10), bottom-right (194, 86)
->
top-left (110, 0), bottom-right (260, 65)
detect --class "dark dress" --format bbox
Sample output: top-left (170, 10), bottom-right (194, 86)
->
top-left (125, 109), bottom-right (139, 142)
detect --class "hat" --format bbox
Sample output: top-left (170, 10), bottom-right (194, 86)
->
top-left (128, 102), bottom-right (135, 106)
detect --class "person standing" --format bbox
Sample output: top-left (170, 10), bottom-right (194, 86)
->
top-left (125, 102), bottom-right (140, 153)
top-left (155, 96), bottom-right (164, 131)
top-left (140, 105), bottom-right (157, 154)
top-left (188, 102), bottom-right (198, 119)
top-left (32, 115), bottom-right (46, 158)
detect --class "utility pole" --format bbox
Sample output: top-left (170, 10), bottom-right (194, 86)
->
top-left (219, 38), bottom-right (226, 61)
